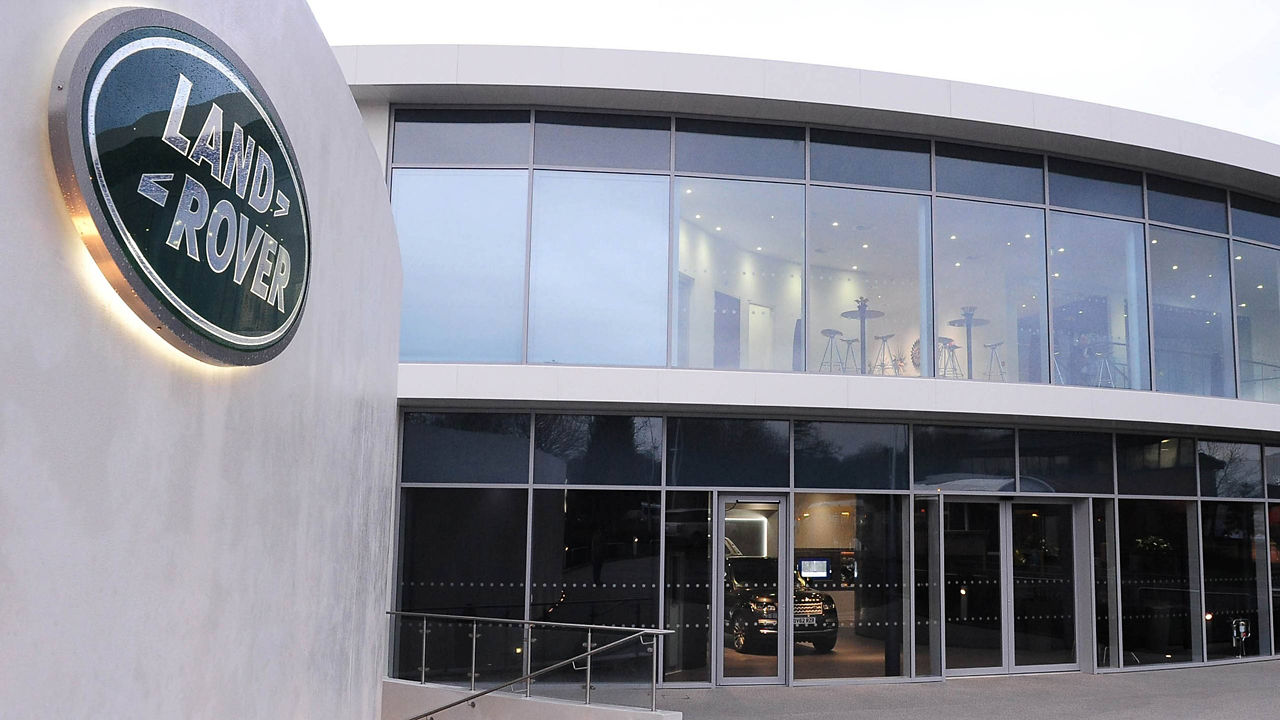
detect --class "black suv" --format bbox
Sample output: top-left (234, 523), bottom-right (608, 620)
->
top-left (724, 556), bottom-right (838, 654)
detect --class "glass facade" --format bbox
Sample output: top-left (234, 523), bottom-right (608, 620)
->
top-left (389, 108), bottom-right (1280, 403)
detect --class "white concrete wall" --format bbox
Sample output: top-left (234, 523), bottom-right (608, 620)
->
top-left (0, 2), bottom-right (401, 719)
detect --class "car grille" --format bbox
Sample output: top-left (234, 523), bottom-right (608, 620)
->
top-left (795, 598), bottom-right (824, 616)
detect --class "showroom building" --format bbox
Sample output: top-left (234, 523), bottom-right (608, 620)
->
top-left (339, 44), bottom-right (1280, 694)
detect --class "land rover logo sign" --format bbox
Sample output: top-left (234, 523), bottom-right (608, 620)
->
top-left (50, 8), bottom-right (310, 365)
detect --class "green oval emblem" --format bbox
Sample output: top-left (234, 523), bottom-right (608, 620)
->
top-left (50, 9), bottom-right (310, 365)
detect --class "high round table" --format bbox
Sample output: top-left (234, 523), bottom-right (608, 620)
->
top-left (840, 297), bottom-right (885, 375)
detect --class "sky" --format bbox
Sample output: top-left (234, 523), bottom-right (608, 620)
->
top-left (306, 0), bottom-right (1280, 145)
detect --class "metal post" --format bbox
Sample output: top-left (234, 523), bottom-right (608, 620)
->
top-left (419, 619), bottom-right (427, 685)
top-left (650, 636), bottom-right (659, 712)
top-left (584, 630), bottom-right (592, 705)
top-left (523, 625), bottom-right (531, 697)
top-left (470, 620), bottom-right (478, 692)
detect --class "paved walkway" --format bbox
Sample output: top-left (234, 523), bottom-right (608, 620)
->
top-left (657, 660), bottom-right (1280, 719)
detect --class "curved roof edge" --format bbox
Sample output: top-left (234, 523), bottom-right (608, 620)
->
top-left (335, 44), bottom-right (1280, 200)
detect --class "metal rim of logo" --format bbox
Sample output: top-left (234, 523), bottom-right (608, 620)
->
top-left (49, 7), bottom-right (310, 366)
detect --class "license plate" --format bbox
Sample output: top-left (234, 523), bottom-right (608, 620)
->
top-left (794, 615), bottom-right (817, 626)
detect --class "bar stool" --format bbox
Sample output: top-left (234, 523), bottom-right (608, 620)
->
top-left (984, 341), bottom-right (1007, 381)
top-left (871, 333), bottom-right (896, 375)
top-left (817, 329), bottom-right (846, 373)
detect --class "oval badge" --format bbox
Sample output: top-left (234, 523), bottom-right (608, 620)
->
top-left (50, 9), bottom-right (310, 366)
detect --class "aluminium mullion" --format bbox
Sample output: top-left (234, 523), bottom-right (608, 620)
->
top-left (802, 125), bottom-right (810, 375)
top-left (1141, 173), bottom-right (1159, 393)
top-left (521, 111), bottom-right (535, 365)
top-left (655, 486), bottom-right (667, 684)
top-left (522, 411), bottom-right (535, 687)
top-left (1228, 237), bottom-right (1244, 399)
top-left (667, 116), bottom-right (676, 369)
top-left (928, 141), bottom-right (939, 379)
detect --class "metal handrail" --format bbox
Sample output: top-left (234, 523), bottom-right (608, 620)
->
top-left (388, 611), bottom-right (672, 720)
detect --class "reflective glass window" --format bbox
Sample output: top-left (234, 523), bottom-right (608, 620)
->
top-left (530, 489), bottom-right (660, 627)
top-left (1148, 175), bottom-right (1228, 234)
top-left (1117, 499), bottom-right (1200, 665)
top-left (1201, 502), bottom-right (1268, 659)
top-left (912, 425), bottom-right (1015, 492)
top-left (1198, 442), bottom-right (1263, 498)
top-left (393, 488), bottom-right (529, 681)
top-left (1271, 505), bottom-right (1280, 651)
top-left (392, 169), bottom-right (528, 362)
top-left (913, 497), bottom-right (943, 676)
top-left (935, 143), bottom-right (1044, 203)
top-left (933, 199), bottom-right (1048, 383)
top-left (533, 112), bottom-right (669, 170)
top-left (1093, 499), bottom-right (1120, 668)
top-left (810, 129), bottom-right (930, 190)
top-left (401, 412), bottom-right (531, 484)
top-left (1267, 447), bottom-right (1280, 499)
top-left (666, 417), bottom-right (789, 487)
top-left (808, 187), bottom-right (929, 376)
top-left (675, 119), bottom-right (804, 179)
top-left (533, 415), bottom-right (662, 485)
top-left (1231, 193), bottom-right (1280, 246)
top-left (528, 171), bottom-right (669, 366)
top-left (793, 421), bottom-right (908, 490)
top-left (674, 178), bottom-right (804, 370)
top-left (1115, 434), bottom-right (1196, 496)
top-left (1233, 241), bottom-right (1280, 402)
top-left (1017, 429), bottom-right (1114, 494)
top-left (1048, 212), bottom-right (1150, 389)
top-left (1047, 157), bottom-right (1143, 218)
top-left (793, 494), bottom-right (907, 679)
top-left (1149, 226), bottom-right (1235, 397)
top-left (393, 109), bottom-right (529, 165)
top-left (665, 492), bottom-right (711, 682)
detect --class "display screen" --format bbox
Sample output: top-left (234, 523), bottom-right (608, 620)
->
top-left (799, 558), bottom-right (830, 579)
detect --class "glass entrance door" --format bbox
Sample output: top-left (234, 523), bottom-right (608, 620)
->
top-left (943, 499), bottom-right (1078, 674)
top-left (716, 496), bottom-right (786, 684)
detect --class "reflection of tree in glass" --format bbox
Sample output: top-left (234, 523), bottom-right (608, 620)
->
top-left (536, 415), bottom-right (662, 485)
top-left (1198, 442), bottom-right (1261, 497)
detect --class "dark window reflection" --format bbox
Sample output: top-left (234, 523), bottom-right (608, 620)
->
top-left (1147, 175), bottom-right (1228, 234)
top-left (533, 415), bottom-right (662, 485)
top-left (402, 412), bottom-right (530, 484)
top-left (1017, 429), bottom-right (1114, 493)
top-left (530, 489), bottom-right (661, 627)
top-left (675, 119), bottom-right (804, 179)
top-left (1270, 505), bottom-right (1280, 652)
top-left (1115, 434), bottom-right (1197, 496)
top-left (1231, 193), bottom-right (1280, 246)
top-left (1149, 226), bottom-right (1234, 397)
top-left (1012, 503), bottom-right (1075, 666)
top-left (810, 129), bottom-right (930, 190)
top-left (913, 498), bottom-right (942, 676)
top-left (666, 418), bottom-right (789, 487)
top-left (1201, 502), bottom-right (1265, 659)
top-left (665, 492), bottom-right (711, 682)
top-left (1267, 448), bottom-right (1280, 499)
top-left (913, 426), bottom-right (1015, 491)
top-left (935, 143), bottom-right (1044, 203)
top-left (1118, 499), bottom-right (1199, 665)
top-left (1093, 499), bottom-right (1119, 667)
top-left (793, 421), bottom-right (908, 489)
top-left (794, 494), bottom-right (906, 679)
top-left (943, 502), bottom-right (1003, 669)
top-left (393, 109), bottom-right (529, 165)
top-left (1198, 442), bottom-right (1263, 498)
top-left (534, 111), bottom-right (669, 170)
top-left (1047, 157), bottom-right (1143, 218)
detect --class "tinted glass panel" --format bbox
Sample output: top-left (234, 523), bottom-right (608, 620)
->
top-left (534, 112), bottom-right (669, 170)
top-left (1047, 157), bottom-right (1143, 217)
top-left (1093, 499), bottom-right (1120, 668)
top-left (1202, 502), bottom-right (1266, 659)
top-left (675, 119), bottom-right (804, 179)
top-left (1233, 241), bottom-right (1280, 402)
top-left (1267, 447), bottom-right (1280, 499)
top-left (393, 169), bottom-right (527, 362)
top-left (1118, 499), bottom-right (1199, 665)
top-left (530, 489), bottom-right (660, 626)
top-left (665, 492), bottom-right (711, 682)
top-left (810, 129), bottom-right (930, 190)
top-left (935, 143), bottom-right (1043, 203)
top-left (794, 494), bottom-right (907, 679)
top-left (808, 187), bottom-right (930, 376)
top-left (666, 417), bottom-right (789, 487)
top-left (533, 415), bottom-right (662, 485)
top-left (674, 178), bottom-right (804, 370)
top-left (393, 109), bottom-right (529, 165)
top-left (1198, 442), bottom-right (1263, 498)
top-left (1149, 226), bottom-right (1234, 397)
top-left (793, 421), bottom-right (908, 490)
top-left (1231, 193), bottom-right (1280, 246)
top-left (1048, 212), bottom-right (1150, 389)
top-left (1148, 175), bottom-right (1228, 233)
top-left (912, 426), bottom-right (1015, 492)
top-left (934, 199), bottom-right (1048, 383)
top-left (1012, 503), bottom-right (1076, 666)
top-left (528, 171), bottom-right (669, 366)
top-left (913, 497), bottom-right (943, 676)
top-left (1115, 434), bottom-right (1197, 496)
top-left (401, 412), bottom-right (531, 484)
top-left (1271, 505), bottom-right (1280, 651)
top-left (943, 501), bottom-right (1003, 669)
top-left (1017, 429), bottom-right (1114, 494)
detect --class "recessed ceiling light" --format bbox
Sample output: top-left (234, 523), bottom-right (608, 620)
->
top-left (684, 188), bottom-right (692, 194)
top-left (1240, 303), bottom-right (1248, 307)
top-left (715, 226), bottom-right (722, 232)
top-left (949, 235), bottom-right (957, 240)
top-left (756, 246), bottom-right (763, 251)
top-left (832, 221), bottom-right (839, 227)
top-left (1025, 233), bottom-right (1032, 239)
top-left (1235, 255), bottom-right (1243, 260)
top-left (1152, 239), bottom-right (1158, 244)
top-left (1171, 265), bottom-right (1178, 270)
top-left (1259, 284), bottom-right (1265, 289)
top-left (1057, 247), bottom-right (1065, 253)
top-left (851, 265), bottom-right (859, 270)
top-left (1190, 294), bottom-right (1197, 299)
top-left (954, 262), bottom-right (961, 267)
top-left (694, 214), bottom-right (701, 219)
top-left (1052, 272), bottom-right (1060, 278)
top-left (862, 243), bottom-right (869, 249)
